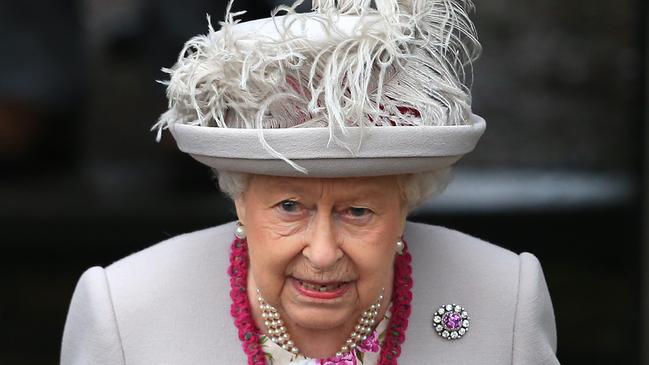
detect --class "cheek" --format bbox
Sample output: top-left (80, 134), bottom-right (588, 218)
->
top-left (342, 231), bottom-right (396, 290)
top-left (346, 241), bottom-right (395, 277)
top-left (246, 220), bottom-right (304, 303)
top-left (341, 211), bottom-right (403, 292)
top-left (341, 211), bottom-right (403, 258)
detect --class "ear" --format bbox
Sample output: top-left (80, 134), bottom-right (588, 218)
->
top-left (398, 203), bottom-right (408, 239)
top-left (234, 196), bottom-right (247, 225)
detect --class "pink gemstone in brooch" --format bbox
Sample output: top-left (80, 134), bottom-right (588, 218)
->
top-left (433, 304), bottom-right (470, 340)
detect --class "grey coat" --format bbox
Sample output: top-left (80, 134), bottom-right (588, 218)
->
top-left (61, 221), bottom-right (560, 364)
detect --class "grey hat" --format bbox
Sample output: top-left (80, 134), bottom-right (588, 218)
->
top-left (155, 0), bottom-right (485, 177)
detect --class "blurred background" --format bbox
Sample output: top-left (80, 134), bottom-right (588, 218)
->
top-left (0, 0), bottom-right (646, 364)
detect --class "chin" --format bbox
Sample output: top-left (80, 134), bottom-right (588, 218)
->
top-left (284, 303), bottom-right (355, 330)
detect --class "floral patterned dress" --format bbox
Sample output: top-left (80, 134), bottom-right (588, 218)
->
top-left (259, 308), bottom-right (391, 365)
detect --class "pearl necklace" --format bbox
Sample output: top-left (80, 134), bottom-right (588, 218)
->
top-left (256, 289), bottom-right (385, 358)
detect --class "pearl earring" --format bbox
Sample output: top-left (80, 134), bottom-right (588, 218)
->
top-left (396, 240), bottom-right (404, 255)
top-left (235, 221), bottom-right (247, 239)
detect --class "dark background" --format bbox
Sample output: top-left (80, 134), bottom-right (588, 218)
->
top-left (1, 0), bottom-right (646, 364)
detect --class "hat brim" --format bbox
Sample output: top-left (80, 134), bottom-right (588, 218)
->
top-left (169, 114), bottom-right (486, 177)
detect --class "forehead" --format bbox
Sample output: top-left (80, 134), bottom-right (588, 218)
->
top-left (248, 175), bottom-right (400, 199)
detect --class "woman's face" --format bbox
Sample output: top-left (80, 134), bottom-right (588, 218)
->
top-left (235, 174), bottom-right (407, 333)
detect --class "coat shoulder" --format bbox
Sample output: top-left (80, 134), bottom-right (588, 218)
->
top-left (107, 221), bottom-right (237, 275)
top-left (405, 221), bottom-right (519, 269)
top-left (402, 222), bottom-right (522, 364)
top-left (101, 221), bottom-right (243, 364)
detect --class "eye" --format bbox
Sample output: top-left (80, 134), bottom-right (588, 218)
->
top-left (278, 200), bottom-right (301, 213)
top-left (345, 207), bottom-right (372, 218)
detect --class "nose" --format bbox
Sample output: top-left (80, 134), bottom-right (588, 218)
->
top-left (302, 212), bottom-right (343, 270)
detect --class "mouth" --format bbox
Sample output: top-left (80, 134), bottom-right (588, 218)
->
top-left (291, 277), bottom-right (351, 300)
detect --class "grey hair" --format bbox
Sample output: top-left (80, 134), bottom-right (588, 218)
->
top-left (212, 169), bottom-right (452, 212)
top-left (213, 170), bottom-right (251, 201)
top-left (396, 168), bottom-right (453, 210)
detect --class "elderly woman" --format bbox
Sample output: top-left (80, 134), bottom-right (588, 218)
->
top-left (61, 0), bottom-right (559, 364)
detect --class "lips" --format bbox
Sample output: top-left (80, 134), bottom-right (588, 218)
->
top-left (298, 281), bottom-right (345, 292)
top-left (292, 277), bottom-right (351, 300)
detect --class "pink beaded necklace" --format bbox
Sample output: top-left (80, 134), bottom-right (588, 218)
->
top-left (228, 236), bottom-right (413, 365)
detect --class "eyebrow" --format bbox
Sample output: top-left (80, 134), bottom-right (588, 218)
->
top-left (257, 177), bottom-right (393, 202)
top-left (337, 189), bottom-right (388, 203)
top-left (261, 178), bottom-right (309, 195)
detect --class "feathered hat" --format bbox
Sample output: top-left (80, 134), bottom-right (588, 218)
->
top-left (154, 0), bottom-right (485, 177)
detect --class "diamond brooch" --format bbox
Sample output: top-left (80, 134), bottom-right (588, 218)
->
top-left (433, 304), bottom-right (470, 340)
